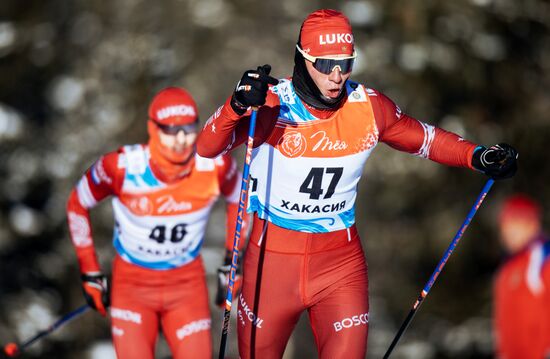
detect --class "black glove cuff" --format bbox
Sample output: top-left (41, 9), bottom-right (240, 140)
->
top-left (471, 146), bottom-right (487, 173)
top-left (230, 94), bottom-right (248, 116)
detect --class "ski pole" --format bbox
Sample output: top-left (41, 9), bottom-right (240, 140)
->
top-left (3, 304), bottom-right (90, 357)
top-left (218, 108), bottom-right (258, 359)
top-left (383, 178), bottom-right (495, 359)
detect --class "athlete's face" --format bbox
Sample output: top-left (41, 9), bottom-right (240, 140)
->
top-left (499, 216), bottom-right (540, 254)
top-left (154, 122), bottom-right (197, 163)
top-left (305, 59), bottom-right (351, 100)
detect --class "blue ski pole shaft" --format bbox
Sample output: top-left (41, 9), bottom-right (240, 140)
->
top-left (383, 178), bottom-right (495, 359)
top-left (218, 109), bottom-right (258, 359)
top-left (4, 304), bottom-right (90, 357)
top-left (21, 305), bottom-right (90, 349)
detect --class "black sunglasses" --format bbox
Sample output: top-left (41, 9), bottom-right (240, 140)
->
top-left (154, 121), bottom-right (198, 135)
top-left (296, 45), bottom-right (356, 75)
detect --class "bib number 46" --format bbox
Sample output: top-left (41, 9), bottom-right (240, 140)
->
top-left (149, 223), bottom-right (187, 244)
top-left (299, 167), bottom-right (343, 200)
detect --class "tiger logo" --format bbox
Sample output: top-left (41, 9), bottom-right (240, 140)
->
top-left (128, 196), bottom-right (153, 216)
top-left (278, 131), bottom-right (307, 158)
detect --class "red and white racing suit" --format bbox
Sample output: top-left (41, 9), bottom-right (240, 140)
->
top-left (197, 79), bottom-right (478, 359)
top-left (67, 144), bottom-right (242, 359)
top-left (494, 236), bottom-right (550, 359)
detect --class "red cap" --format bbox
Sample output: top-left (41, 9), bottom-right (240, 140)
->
top-left (499, 194), bottom-right (541, 224)
top-left (148, 87), bottom-right (198, 125)
top-left (4, 343), bottom-right (19, 357)
top-left (299, 9), bottom-right (354, 57)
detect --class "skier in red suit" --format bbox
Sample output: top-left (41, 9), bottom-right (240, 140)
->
top-left (197, 9), bottom-right (518, 359)
top-left (67, 87), bottom-right (246, 358)
top-left (494, 194), bottom-right (550, 359)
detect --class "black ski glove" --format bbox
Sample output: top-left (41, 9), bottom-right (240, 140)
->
top-left (81, 273), bottom-right (110, 316)
top-left (230, 64), bottom-right (279, 115)
top-left (215, 250), bottom-right (243, 307)
top-left (472, 143), bottom-right (518, 180)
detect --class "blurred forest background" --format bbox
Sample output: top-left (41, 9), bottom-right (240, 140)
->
top-left (0, 0), bottom-right (549, 358)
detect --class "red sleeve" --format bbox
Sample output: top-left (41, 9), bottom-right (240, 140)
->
top-left (66, 151), bottom-right (124, 273)
top-left (493, 267), bottom-right (507, 357)
top-left (541, 249), bottom-right (550, 354)
top-left (196, 89), bottom-right (280, 158)
top-left (216, 154), bottom-right (249, 252)
top-left (373, 91), bottom-right (478, 169)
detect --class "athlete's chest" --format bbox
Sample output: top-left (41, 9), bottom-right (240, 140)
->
top-left (268, 80), bottom-right (379, 159)
top-left (267, 114), bottom-right (378, 159)
top-left (119, 166), bottom-right (219, 217)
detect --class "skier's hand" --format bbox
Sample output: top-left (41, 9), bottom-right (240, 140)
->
top-left (230, 64), bottom-right (279, 115)
top-left (472, 143), bottom-right (518, 180)
top-left (81, 273), bottom-right (110, 316)
top-left (215, 250), bottom-right (243, 308)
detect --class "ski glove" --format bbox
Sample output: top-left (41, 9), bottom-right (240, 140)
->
top-left (81, 273), bottom-right (110, 316)
top-left (230, 64), bottom-right (279, 115)
top-left (215, 250), bottom-right (243, 308)
top-left (472, 143), bottom-right (518, 180)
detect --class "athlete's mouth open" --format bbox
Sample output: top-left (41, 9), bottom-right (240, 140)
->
top-left (326, 88), bottom-right (342, 99)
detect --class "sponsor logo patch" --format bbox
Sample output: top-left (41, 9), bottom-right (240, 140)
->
top-left (238, 294), bottom-right (264, 328)
top-left (156, 105), bottom-right (196, 120)
top-left (278, 131), bottom-right (307, 158)
top-left (176, 318), bottom-right (211, 340)
top-left (91, 157), bottom-right (112, 185)
top-left (110, 308), bottom-right (142, 324)
top-left (128, 197), bottom-right (153, 216)
top-left (333, 312), bottom-right (369, 332)
top-left (311, 130), bottom-right (348, 152)
top-left (319, 33), bottom-right (354, 45)
top-left (157, 195), bottom-right (192, 214)
top-left (68, 212), bottom-right (92, 247)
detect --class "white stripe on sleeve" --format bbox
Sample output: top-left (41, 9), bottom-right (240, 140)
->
top-left (76, 177), bottom-right (98, 209)
top-left (414, 121), bottom-right (436, 159)
top-left (526, 242), bottom-right (544, 295)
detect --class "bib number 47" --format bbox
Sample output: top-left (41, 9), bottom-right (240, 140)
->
top-left (299, 167), bottom-right (343, 200)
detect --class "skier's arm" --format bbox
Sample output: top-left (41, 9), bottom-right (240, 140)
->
top-left (374, 91), bottom-right (477, 168)
top-left (66, 151), bottom-right (123, 315)
top-left (197, 65), bottom-right (280, 158)
top-left (66, 152), bottom-right (123, 273)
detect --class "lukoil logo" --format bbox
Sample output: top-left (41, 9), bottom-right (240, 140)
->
top-left (333, 312), bottom-right (369, 332)
top-left (238, 294), bottom-right (264, 328)
top-left (156, 105), bottom-right (196, 120)
top-left (319, 33), bottom-right (353, 45)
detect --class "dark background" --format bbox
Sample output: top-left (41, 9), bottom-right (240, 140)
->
top-left (0, 0), bottom-right (548, 358)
